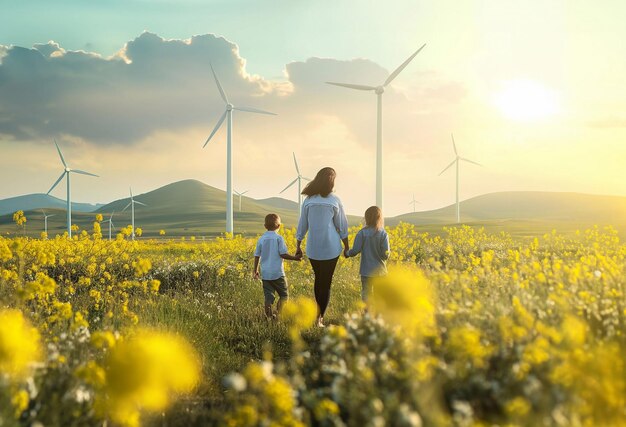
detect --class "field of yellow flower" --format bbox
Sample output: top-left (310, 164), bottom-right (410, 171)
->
top-left (1, 219), bottom-right (625, 426)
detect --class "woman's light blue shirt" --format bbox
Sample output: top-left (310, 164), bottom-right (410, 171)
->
top-left (296, 193), bottom-right (349, 261)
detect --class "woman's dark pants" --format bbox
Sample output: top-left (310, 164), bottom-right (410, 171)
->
top-left (309, 257), bottom-right (339, 317)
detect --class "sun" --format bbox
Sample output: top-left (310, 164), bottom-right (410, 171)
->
top-left (493, 79), bottom-right (560, 122)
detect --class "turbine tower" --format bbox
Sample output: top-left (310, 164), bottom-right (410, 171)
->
top-left (326, 44), bottom-right (426, 209)
top-left (233, 189), bottom-right (248, 212)
top-left (409, 194), bottom-right (419, 213)
top-left (438, 134), bottom-right (481, 224)
top-left (203, 64), bottom-right (276, 235)
top-left (46, 140), bottom-right (98, 238)
top-left (122, 188), bottom-right (146, 241)
top-left (280, 152), bottom-right (310, 216)
top-left (103, 212), bottom-right (116, 241)
top-left (41, 209), bottom-right (55, 238)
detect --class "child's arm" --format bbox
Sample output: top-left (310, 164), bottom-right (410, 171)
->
top-left (347, 230), bottom-right (364, 257)
top-left (380, 231), bottom-right (390, 261)
top-left (253, 256), bottom-right (260, 279)
top-left (279, 236), bottom-right (302, 261)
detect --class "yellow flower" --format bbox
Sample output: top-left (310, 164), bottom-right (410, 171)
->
top-left (0, 309), bottom-right (42, 379)
top-left (504, 397), bottom-right (531, 417)
top-left (103, 329), bottom-right (200, 426)
top-left (370, 266), bottom-right (436, 338)
top-left (281, 297), bottom-right (317, 341)
top-left (11, 389), bottom-right (30, 418)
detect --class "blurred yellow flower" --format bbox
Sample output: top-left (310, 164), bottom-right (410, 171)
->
top-left (103, 329), bottom-right (200, 426)
top-left (370, 266), bottom-right (436, 338)
top-left (0, 309), bottom-right (41, 379)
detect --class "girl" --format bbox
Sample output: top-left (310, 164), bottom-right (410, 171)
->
top-left (346, 206), bottom-right (390, 302)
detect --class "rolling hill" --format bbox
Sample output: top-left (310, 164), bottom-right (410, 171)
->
top-left (387, 191), bottom-right (626, 238)
top-left (0, 180), bottom-right (313, 238)
top-left (0, 193), bottom-right (103, 216)
top-left (2, 183), bottom-right (626, 239)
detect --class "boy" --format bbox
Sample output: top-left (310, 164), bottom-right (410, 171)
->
top-left (253, 214), bottom-right (302, 319)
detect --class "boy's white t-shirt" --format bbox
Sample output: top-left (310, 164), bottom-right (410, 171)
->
top-left (255, 230), bottom-right (289, 280)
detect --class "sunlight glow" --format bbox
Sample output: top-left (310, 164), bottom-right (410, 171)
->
top-left (493, 79), bottom-right (560, 122)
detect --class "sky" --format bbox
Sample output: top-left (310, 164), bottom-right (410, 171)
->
top-left (1, 0), bottom-right (626, 216)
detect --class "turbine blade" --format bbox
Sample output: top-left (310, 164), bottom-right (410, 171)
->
top-left (130, 187), bottom-right (133, 198)
top-left (451, 133), bottom-right (458, 156)
top-left (203, 110), bottom-right (228, 147)
top-left (210, 64), bottom-right (228, 103)
top-left (48, 214), bottom-right (55, 218)
top-left (54, 139), bottom-right (67, 168)
top-left (280, 177), bottom-right (298, 194)
top-left (302, 177), bottom-right (312, 181)
top-left (461, 158), bottom-right (482, 167)
top-left (326, 82), bottom-right (376, 91)
top-left (234, 105), bottom-right (277, 115)
top-left (241, 190), bottom-right (248, 195)
top-left (134, 201), bottom-right (147, 207)
top-left (122, 203), bottom-right (131, 212)
top-left (41, 209), bottom-right (46, 216)
top-left (384, 43), bottom-right (426, 86)
top-left (292, 152), bottom-right (301, 175)
top-left (47, 171), bottom-right (66, 194)
top-left (110, 211), bottom-right (115, 220)
top-left (438, 159), bottom-right (456, 176)
top-left (72, 169), bottom-right (99, 177)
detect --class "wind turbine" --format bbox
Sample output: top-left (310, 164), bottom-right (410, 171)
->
top-left (233, 189), bottom-right (248, 212)
top-left (280, 152), bottom-right (311, 216)
top-left (103, 212), bottom-right (116, 241)
top-left (409, 194), bottom-right (420, 213)
top-left (326, 44), bottom-right (426, 210)
top-left (122, 188), bottom-right (146, 240)
top-left (41, 209), bottom-right (55, 238)
top-left (203, 64), bottom-right (277, 235)
top-left (46, 140), bottom-right (98, 238)
top-left (438, 134), bottom-right (481, 224)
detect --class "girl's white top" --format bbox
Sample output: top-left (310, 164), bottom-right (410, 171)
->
top-left (296, 193), bottom-right (349, 260)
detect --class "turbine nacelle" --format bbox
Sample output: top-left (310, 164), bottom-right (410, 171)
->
top-left (375, 86), bottom-right (385, 95)
top-left (226, 103), bottom-right (234, 111)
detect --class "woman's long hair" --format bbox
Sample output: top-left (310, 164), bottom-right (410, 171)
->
top-left (302, 167), bottom-right (336, 197)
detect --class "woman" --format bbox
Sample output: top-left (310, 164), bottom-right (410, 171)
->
top-left (296, 167), bottom-right (349, 327)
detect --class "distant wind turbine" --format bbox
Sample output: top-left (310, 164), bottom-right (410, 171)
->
top-left (234, 189), bottom-right (248, 212)
top-left (326, 44), bottom-right (426, 210)
top-left (203, 64), bottom-right (277, 235)
top-left (280, 152), bottom-right (311, 216)
top-left (122, 188), bottom-right (146, 240)
top-left (41, 209), bottom-right (55, 238)
top-left (103, 212), bottom-right (116, 241)
top-left (46, 140), bottom-right (98, 238)
top-left (409, 194), bottom-right (420, 213)
top-left (438, 134), bottom-right (481, 223)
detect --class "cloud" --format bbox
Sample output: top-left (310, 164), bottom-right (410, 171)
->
top-left (0, 32), bottom-right (465, 150)
top-left (0, 32), bottom-right (269, 143)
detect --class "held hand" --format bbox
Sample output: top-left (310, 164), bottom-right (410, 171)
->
top-left (295, 247), bottom-right (303, 258)
top-left (253, 271), bottom-right (260, 280)
top-left (343, 247), bottom-right (350, 258)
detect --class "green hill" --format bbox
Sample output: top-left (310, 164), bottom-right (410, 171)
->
top-left (388, 191), bottom-right (626, 238)
top-left (3, 186), bottom-right (626, 240)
